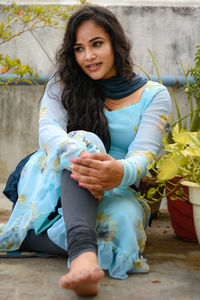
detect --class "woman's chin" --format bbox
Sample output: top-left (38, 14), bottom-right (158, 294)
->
top-left (87, 73), bottom-right (104, 80)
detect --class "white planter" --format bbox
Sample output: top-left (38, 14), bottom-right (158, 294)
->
top-left (182, 181), bottom-right (200, 245)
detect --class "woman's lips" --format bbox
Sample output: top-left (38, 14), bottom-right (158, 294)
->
top-left (86, 63), bottom-right (102, 71)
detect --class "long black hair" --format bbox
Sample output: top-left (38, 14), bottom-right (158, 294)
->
top-left (55, 5), bottom-right (134, 150)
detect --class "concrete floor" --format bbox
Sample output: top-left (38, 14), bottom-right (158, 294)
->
top-left (0, 183), bottom-right (200, 300)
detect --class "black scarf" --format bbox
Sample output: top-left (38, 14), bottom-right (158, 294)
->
top-left (98, 74), bottom-right (147, 100)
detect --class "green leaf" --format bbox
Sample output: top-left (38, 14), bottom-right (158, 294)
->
top-left (172, 123), bottom-right (180, 138)
top-left (147, 187), bottom-right (157, 198)
top-left (164, 142), bottom-right (183, 153)
top-left (182, 146), bottom-right (200, 156)
top-left (0, 21), bottom-right (5, 29)
top-left (21, 78), bottom-right (34, 85)
top-left (158, 156), bottom-right (180, 180)
top-left (6, 15), bottom-right (10, 23)
top-left (173, 131), bottom-right (195, 145)
top-left (162, 134), bottom-right (168, 147)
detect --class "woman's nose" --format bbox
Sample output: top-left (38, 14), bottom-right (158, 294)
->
top-left (85, 48), bottom-right (96, 61)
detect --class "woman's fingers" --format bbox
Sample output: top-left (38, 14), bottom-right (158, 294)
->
top-left (69, 153), bottom-right (123, 191)
top-left (70, 172), bottom-right (105, 186)
top-left (89, 190), bottom-right (102, 200)
top-left (70, 156), bottom-right (115, 177)
top-left (71, 153), bottom-right (114, 169)
top-left (71, 157), bottom-right (104, 170)
top-left (79, 182), bottom-right (104, 192)
top-left (69, 163), bottom-right (101, 177)
top-left (69, 169), bottom-right (104, 193)
top-left (81, 153), bottom-right (113, 161)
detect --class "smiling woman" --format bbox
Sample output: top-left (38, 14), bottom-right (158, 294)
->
top-left (0, 5), bottom-right (172, 297)
top-left (74, 20), bottom-right (116, 80)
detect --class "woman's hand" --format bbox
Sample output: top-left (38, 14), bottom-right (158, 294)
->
top-left (77, 151), bottom-right (102, 199)
top-left (69, 150), bottom-right (102, 200)
top-left (68, 153), bottom-right (124, 192)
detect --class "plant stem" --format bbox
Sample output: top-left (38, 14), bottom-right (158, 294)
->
top-left (4, 16), bottom-right (19, 29)
top-left (169, 87), bottom-right (182, 129)
top-left (171, 106), bottom-right (200, 127)
top-left (189, 109), bottom-right (200, 131)
top-left (0, 23), bottom-right (62, 46)
top-left (134, 64), bottom-right (152, 80)
top-left (180, 60), bottom-right (194, 123)
top-left (148, 48), bottom-right (162, 84)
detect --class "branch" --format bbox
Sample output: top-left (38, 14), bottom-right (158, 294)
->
top-left (4, 16), bottom-right (19, 29)
top-left (0, 22), bottom-right (62, 46)
top-left (171, 106), bottom-right (200, 127)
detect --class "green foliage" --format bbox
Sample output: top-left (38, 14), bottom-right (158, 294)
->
top-left (156, 124), bottom-right (200, 184)
top-left (137, 44), bottom-right (200, 204)
top-left (143, 46), bottom-right (200, 133)
top-left (0, 0), bottom-right (89, 87)
top-left (184, 46), bottom-right (200, 131)
top-left (170, 47), bottom-right (200, 132)
top-left (147, 125), bottom-right (200, 202)
top-left (0, 54), bottom-right (39, 88)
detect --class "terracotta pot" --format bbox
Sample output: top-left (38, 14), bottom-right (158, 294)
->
top-left (165, 177), bottom-right (198, 242)
top-left (139, 177), bottom-right (164, 219)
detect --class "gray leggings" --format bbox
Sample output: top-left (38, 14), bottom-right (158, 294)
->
top-left (20, 170), bottom-right (97, 260)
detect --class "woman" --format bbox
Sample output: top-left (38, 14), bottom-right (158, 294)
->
top-left (0, 5), bottom-right (171, 296)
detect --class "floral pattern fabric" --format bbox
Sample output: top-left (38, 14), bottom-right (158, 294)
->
top-left (0, 79), bottom-right (171, 279)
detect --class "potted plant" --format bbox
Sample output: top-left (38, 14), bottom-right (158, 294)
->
top-left (149, 125), bottom-right (200, 242)
top-left (141, 45), bottom-right (200, 237)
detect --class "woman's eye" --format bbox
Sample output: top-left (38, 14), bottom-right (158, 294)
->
top-left (93, 41), bottom-right (103, 47)
top-left (74, 47), bottom-right (83, 53)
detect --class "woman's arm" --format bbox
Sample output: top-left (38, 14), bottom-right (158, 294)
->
top-left (118, 87), bottom-right (172, 187)
top-left (69, 87), bottom-right (172, 190)
top-left (39, 76), bottom-right (87, 170)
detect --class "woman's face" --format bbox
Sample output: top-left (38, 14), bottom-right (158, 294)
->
top-left (74, 20), bottom-right (116, 80)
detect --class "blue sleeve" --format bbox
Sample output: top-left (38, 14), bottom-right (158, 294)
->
top-left (118, 87), bottom-right (172, 187)
top-left (39, 77), bottom-right (87, 170)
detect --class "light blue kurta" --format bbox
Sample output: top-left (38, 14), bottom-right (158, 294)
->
top-left (0, 79), bottom-right (171, 279)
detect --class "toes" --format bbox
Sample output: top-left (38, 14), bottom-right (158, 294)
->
top-left (59, 266), bottom-right (104, 295)
top-left (59, 271), bottom-right (88, 289)
top-left (59, 276), bottom-right (69, 288)
top-left (90, 268), bottom-right (105, 281)
top-left (59, 273), bottom-right (77, 288)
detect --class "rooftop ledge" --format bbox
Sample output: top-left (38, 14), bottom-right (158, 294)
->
top-left (0, 0), bottom-right (200, 7)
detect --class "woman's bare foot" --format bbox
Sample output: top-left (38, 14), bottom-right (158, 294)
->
top-left (59, 251), bottom-right (104, 296)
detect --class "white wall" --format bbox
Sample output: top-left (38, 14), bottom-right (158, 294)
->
top-left (0, 1), bottom-right (199, 181)
top-left (1, 0), bottom-right (200, 6)
top-left (1, 2), bottom-right (200, 75)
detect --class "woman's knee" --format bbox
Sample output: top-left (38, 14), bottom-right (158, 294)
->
top-left (68, 130), bottom-right (106, 153)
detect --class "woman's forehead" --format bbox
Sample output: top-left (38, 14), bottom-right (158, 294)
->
top-left (75, 20), bottom-right (108, 43)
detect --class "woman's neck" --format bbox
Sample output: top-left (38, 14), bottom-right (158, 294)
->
top-left (104, 84), bottom-right (146, 111)
top-left (98, 74), bottom-right (148, 100)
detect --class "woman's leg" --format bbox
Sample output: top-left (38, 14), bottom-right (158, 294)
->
top-left (20, 169), bottom-right (98, 259)
top-left (59, 169), bottom-right (104, 296)
top-left (61, 169), bottom-right (98, 260)
top-left (20, 167), bottom-right (98, 259)
top-left (20, 229), bottom-right (67, 256)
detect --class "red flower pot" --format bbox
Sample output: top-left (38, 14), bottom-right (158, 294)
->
top-left (166, 177), bottom-right (198, 242)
